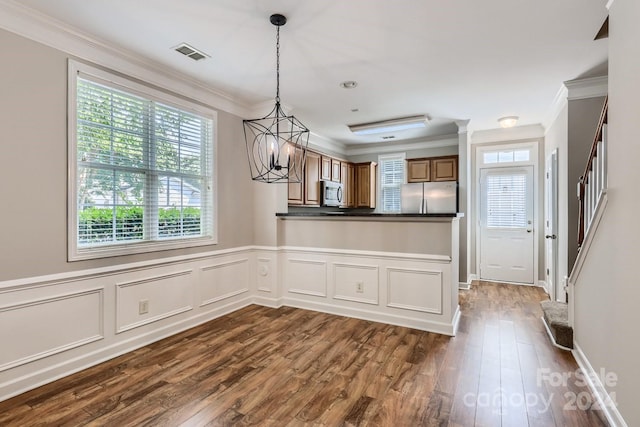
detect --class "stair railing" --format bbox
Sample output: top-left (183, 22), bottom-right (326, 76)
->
top-left (577, 96), bottom-right (608, 248)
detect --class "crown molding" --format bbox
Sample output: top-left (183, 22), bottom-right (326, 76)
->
top-left (345, 134), bottom-right (458, 157)
top-left (564, 76), bottom-right (608, 101)
top-left (308, 132), bottom-right (347, 156)
top-left (471, 124), bottom-right (545, 145)
top-left (543, 84), bottom-right (569, 131)
top-left (0, 0), bottom-right (251, 118)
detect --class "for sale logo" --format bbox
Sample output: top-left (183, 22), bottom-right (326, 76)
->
top-left (462, 367), bottom-right (618, 415)
top-left (537, 367), bottom-right (618, 411)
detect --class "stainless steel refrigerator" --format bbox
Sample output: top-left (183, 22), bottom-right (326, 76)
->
top-left (400, 181), bottom-right (458, 214)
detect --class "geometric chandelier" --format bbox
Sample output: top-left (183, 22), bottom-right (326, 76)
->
top-left (243, 13), bottom-right (310, 183)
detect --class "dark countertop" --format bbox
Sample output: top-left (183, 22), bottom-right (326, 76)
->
top-left (276, 212), bottom-right (463, 218)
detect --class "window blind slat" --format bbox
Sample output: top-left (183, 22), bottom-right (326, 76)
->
top-left (76, 77), bottom-right (214, 248)
top-left (486, 174), bottom-right (527, 228)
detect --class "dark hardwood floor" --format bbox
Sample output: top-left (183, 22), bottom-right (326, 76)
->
top-left (0, 281), bottom-right (607, 426)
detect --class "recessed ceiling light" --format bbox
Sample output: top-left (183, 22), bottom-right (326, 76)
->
top-left (173, 43), bottom-right (210, 61)
top-left (340, 81), bottom-right (358, 89)
top-left (498, 116), bottom-right (519, 128)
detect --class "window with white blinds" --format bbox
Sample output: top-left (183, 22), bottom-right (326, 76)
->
top-left (485, 173), bottom-right (527, 228)
top-left (69, 61), bottom-right (216, 260)
top-left (378, 154), bottom-right (405, 213)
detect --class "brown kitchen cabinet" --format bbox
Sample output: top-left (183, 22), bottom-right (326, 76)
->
top-left (331, 159), bottom-right (341, 182)
top-left (355, 162), bottom-right (377, 208)
top-left (304, 151), bottom-right (322, 205)
top-left (407, 155), bottom-right (458, 182)
top-left (431, 156), bottom-right (458, 181)
top-left (407, 159), bottom-right (431, 182)
top-left (340, 162), bottom-right (349, 207)
top-left (287, 146), bottom-right (304, 205)
top-left (321, 156), bottom-right (332, 181)
top-left (347, 163), bottom-right (356, 207)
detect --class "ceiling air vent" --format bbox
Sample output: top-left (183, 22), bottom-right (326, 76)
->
top-left (382, 136), bottom-right (396, 140)
top-left (174, 43), bottom-right (209, 61)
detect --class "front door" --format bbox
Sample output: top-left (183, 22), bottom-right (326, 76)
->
top-left (480, 166), bottom-right (534, 284)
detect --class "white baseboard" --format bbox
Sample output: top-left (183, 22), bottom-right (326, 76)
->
top-left (282, 297), bottom-right (458, 336)
top-left (573, 342), bottom-right (628, 427)
top-left (252, 295), bottom-right (283, 309)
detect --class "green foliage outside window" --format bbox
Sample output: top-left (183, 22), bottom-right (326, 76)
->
top-left (78, 207), bottom-right (201, 243)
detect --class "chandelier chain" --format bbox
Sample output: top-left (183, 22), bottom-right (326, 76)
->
top-left (276, 25), bottom-right (280, 104)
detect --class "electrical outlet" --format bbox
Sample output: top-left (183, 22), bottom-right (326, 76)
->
top-left (356, 282), bottom-right (364, 293)
top-left (139, 299), bottom-right (149, 315)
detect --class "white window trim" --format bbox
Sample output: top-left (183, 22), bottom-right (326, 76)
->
top-left (68, 60), bottom-right (218, 261)
top-left (377, 152), bottom-right (406, 213)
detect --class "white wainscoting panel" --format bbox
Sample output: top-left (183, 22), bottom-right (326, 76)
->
top-left (116, 270), bottom-right (194, 333)
top-left (200, 259), bottom-right (250, 306)
top-left (256, 257), bottom-right (274, 293)
top-left (332, 262), bottom-right (379, 305)
top-left (0, 244), bottom-right (459, 404)
top-left (286, 258), bottom-right (327, 297)
top-left (386, 267), bottom-right (443, 314)
top-left (0, 288), bottom-right (103, 371)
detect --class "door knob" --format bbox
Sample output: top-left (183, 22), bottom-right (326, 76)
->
top-left (545, 234), bottom-right (557, 239)
top-left (527, 229), bottom-right (532, 233)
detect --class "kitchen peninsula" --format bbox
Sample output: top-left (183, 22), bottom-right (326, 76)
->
top-left (275, 212), bottom-right (462, 335)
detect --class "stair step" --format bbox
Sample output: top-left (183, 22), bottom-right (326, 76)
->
top-left (540, 300), bottom-right (573, 349)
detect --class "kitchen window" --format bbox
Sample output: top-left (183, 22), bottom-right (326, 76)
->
top-left (378, 153), bottom-right (405, 213)
top-left (68, 61), bottom-right (216, 260)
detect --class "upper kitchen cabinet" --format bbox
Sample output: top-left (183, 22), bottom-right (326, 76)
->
top-left (407, 159), bottom-right (431, 182)
top-left (331, 159), bottom-right (341, 182)
top-left (321, 155), bottom-right (342, 183)
top-left (321, 156), bottom-right (332, 181)
top-left (431, 156), bottom-right (458, 181)
top-left (304, 151), bottom-right (322, 205)
top-left (407, 155), bottom-right (458, 182)
top-left (355, 162), bottom-right (377, 208)
top-left (346, 163), bottom-right (356, 208)
top-left (287, 147), bottom-right (304, 205)
top-left (340, 162), bottom-right (349, 208)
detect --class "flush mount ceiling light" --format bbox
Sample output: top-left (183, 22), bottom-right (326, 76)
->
top-left (243, 14), bottom-right (310, 183)
top-left (348, 115), bottom-right (429, 136)
top-left (498, 116), bottom-right (519, 128)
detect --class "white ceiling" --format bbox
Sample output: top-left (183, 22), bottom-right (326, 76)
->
top-left (17, 0), bottom-right (608, 146)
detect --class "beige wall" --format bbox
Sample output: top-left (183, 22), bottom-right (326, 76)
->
top-left (573, 1), bottom-right (640, 425)
top-left (278, 219), bottom-right (453, 256)
top-left (0, 29), bottom-right (254, 281)
top-left (544, 103), bottom-right (569, 298)
top-left (567, 96), bottom-right (606, 269)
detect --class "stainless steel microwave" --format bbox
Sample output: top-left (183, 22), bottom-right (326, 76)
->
top-left (321, 181), bottom-right (343, 207)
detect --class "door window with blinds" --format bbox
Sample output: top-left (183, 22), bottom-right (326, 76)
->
top-left (378, 153), bottom-right (405, 213)
top-left (485, 173), bottom-right (528, 228)
top-left (68, 61), bottom-right (216, 260)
